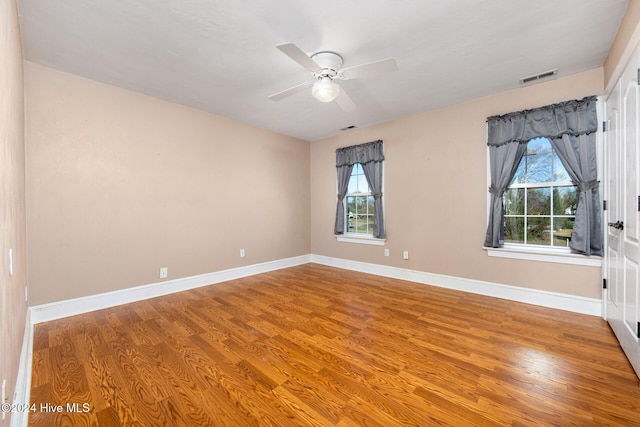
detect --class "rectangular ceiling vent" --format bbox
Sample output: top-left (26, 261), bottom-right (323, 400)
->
top-left (340, 125), bottom-right (357, 131)
top-left (519, 69), bottom-right (558, 86)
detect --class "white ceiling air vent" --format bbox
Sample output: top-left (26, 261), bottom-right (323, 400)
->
top-left (519, 69), bottom-right (558, 86)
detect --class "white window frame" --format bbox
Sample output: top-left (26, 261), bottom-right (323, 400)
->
top-left (484, 99), bottom-right (603, 267)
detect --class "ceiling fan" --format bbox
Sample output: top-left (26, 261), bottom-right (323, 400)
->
top-left (268, 43), bottom-right (398, 112)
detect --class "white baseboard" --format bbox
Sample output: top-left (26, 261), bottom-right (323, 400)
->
top-left (310, 255), bottom-right (602, 316)
top-left (30, 252), bottom-right (602, 324)
top-left (10, 311), bottom-right (33, 427)
top-left (30, 255), bottom-right (311, 324)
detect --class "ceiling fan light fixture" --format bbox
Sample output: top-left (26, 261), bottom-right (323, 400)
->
top-left (312, 77), bottom-right (340, 102)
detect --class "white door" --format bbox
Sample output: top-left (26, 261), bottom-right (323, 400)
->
top-left (606, 47), bottom-right (640, 378)
top-left (606, 74), bottom-right (623, 339)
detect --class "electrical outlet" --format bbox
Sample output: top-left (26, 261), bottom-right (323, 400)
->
top-left (384, 249), bottom-right (390, 257)
top-left (240, 249), bottom-right (245, 258)
top-left (403, 251), bottom-right (409, 260)
top-left (159, 267), bottom-right (168, 279)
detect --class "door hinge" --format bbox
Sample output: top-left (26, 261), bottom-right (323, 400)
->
top-left (638, 322), bottom-right (640, 339)
top-left (603, 200), bottom-right (608, 211)
top-left (637, 195), bottom-right (640, 212)
top-left (602, 121), bottom-right (607, 132)
top-left (637, 68), bottom-right (640, 85)
top-left (603, 278), bottom-right (607, 289)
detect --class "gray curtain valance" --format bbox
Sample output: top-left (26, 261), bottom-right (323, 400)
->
top-left (336, 140), bottom-right (384, 167)
top-left (487, 96), bottom-right (598, 147)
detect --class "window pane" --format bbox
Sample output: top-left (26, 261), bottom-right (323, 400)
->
top-left (553, 186), bottom-right (577, 215)
top-left (356, 196), bottom-right (366, 213)
top-left (346, 163), bottom-right (372, 194)
top-left (504, 217), bottom-right (525, 243)
top-left (346, 196), bottom-right (356, 215)
top-left (527, 217), bottom-right (551, 245)
top-left (346, 196), bottom-right (356, 231)
top-left (552, 153), bottom-right (571, 182)
top-left (504, 188), bottom-right (524, 215)
top-left (512, 157), bottom-right (527, 184)
top-left (528, 137), bottom-right (550, 153)
top-left (353, 195), bottom-right (361, 232)
top-left (553, 217), bottom-right (574, 247)
top-left (360, 214), bottom-right (374, 234)
top-left (367, 195), bottom-right (375, 214)
top-left (357, 174), bottom-right (369, 193)
top-left (527, 187), bottom-right (550, 215)
top-left (355, 212), bottom-right (372, 233)
top-left (555, 215), bottom-right (575, 232)
top-left (526, 142), bottom-right (552, 183)
top-left (347, 173), bottom-right (358, 194)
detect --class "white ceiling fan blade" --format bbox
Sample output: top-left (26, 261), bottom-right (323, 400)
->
top-left (334, 88), bottom-right (356, 112)
top-left (340, 58), bottom-right (398, 80)
top-left (268, 81), bottom-right (313, 101)
top-left (276, 43), bottom-right (321, 72)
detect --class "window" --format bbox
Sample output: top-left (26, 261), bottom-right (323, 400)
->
top-left (503, 137), bottom-right (578, 247)
top-left (345, 163), bottom-right (375, 235)
top-left (334, 140), bottom-right (385, 243)
top-left (484, 97), bottom-right (601, 265)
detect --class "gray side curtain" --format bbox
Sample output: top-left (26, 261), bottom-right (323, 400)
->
top-left (549, 133), bottom-right (601, 255)
top-left (361, 160), bottom-right (385, 238)
top-left (484, 142), bottom-right (528, 247)
top-left (334, 163), bottom-right (354, 235)
top-left (484, 96), bottom-right (601, 255)
top-left (334, 140), bottom-right (385, 237)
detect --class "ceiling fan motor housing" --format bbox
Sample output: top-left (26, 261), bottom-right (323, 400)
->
top-left (311, 51), bottom-right (343, 79)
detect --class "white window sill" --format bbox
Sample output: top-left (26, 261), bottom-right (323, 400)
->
top-left (335, 234), bottom-right (386, 246)
top-left (484, 245), bottom-right (601, 267)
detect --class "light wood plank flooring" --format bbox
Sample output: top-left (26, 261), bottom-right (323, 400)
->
top-left (29, 264), bottom-right (640, 426)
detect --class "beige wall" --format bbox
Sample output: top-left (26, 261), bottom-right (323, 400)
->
top-left (25, 63), bottom-right (310, 305)
top-left (20, 2), bottom-right (639, 309)
top-left (311, 69), bottom-right (604, 299)
top-left (1, 0), bottom-right (28, 421)
top-left (605, 0), bottom-right (640, 89)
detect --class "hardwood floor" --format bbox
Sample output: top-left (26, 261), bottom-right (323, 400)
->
top-left (29, 263), bottom-right (640, 426)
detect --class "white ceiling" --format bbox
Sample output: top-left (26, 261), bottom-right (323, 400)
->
top-left (17, 0), bottom-right (628, 142)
